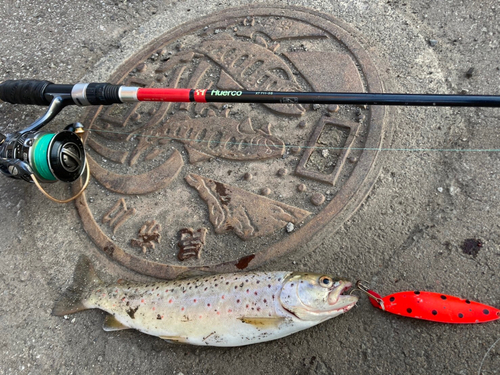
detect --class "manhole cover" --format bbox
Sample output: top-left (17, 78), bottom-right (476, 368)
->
top-left (75, 5), bottom-right (388, 278)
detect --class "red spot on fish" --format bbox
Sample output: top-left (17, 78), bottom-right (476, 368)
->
top-left (199, 315), bottom-right (202, 319)
top-left (246, 304), bottom-right (249, 308)
top-left (222, 295), bottom-right (225, 299)
top-left (181, 307), bottom-right (185, 311)
top-left (165, 289), bottom-right (169, 293)
top-left (194, 299), bottom-right (197, 303)
top-left (257, 307), bottom-right (261, 311)
top-left (121, 297), bottom-right (126, 301)
top-left (169, 299), bottom-right (173, 304)
top-left (102, 293), bottom-right (106, 297)
top-left (152, 307), bottom-right (156, 311)
top-left (237, 299), bottom-right (240, 303)
top-left (264, 299), bottom-right (267, 303)
top-left (207, 303), bottom-right (211, 307)
top-left (228, 309), bottom-right (232, 313)
top-left (254, 292), bottom-right (258, 296)
top-left (217, 311), bottom-right (220, 315)
top-left (157, 294), bottom-right (159, 297)
top-left (141, 299), bottom-right (145, 303)
top-left (246, 289), bottom-right (250, 293)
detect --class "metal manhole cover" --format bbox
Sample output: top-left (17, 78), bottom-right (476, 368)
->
top-left (75, 5), bottom-right (388, 278)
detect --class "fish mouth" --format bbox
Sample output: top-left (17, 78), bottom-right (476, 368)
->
top-left (328, 282), bottom-right (358, 311)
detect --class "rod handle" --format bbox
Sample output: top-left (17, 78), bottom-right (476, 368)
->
top-left (0, 80), bottom-right (53, 105)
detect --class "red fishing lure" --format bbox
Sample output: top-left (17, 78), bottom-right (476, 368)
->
top-left (356, 282), bottom-right (500, 324)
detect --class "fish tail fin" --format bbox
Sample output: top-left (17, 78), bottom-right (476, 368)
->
top-left (52, 255), bottom-right (102, 316)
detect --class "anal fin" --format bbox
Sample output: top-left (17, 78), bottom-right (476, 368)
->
top-left (159, 335), bottom-right (191, 344)
top-left (103, 315), bottom-right (131, 332)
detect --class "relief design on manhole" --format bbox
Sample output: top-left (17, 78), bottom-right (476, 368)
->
top-left (75, 6), bottom-right (387, 278)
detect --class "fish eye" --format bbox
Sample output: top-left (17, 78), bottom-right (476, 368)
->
top-left (319, 276), bottom-right (333, 287)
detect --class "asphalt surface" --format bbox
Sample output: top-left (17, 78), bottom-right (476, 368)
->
top-left (0, 1), bottom-right (499, 374)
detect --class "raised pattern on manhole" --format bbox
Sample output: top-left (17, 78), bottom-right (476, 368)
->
top-left (74, 5), bottom-right (388, 279)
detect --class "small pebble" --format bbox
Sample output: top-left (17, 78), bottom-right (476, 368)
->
top-left (136, 63), bottom-right (146, 72)
top-left (243, 172), bottom-right (252, 181)
top-left (277, 168), bottom-right (288, 177)
top-left (297, 184), bottom-right (307, 192)
top-left (298, 120), bottom-right (306, 128)
top-left (321, 149), bottom-right (329, 158)
top-left (290, 146), bottom-right (301, 154)
top-left (465, 67), bottom-right (474, 79)
top-left (429, 39), bottom-right (438, 47)
top-left (437, 187), bottom-right (443, 193)
top-left (286, 222), bottom-right (295, 233)
top-left (327, 104), bottom-right (339, 113)
top-left (312, 104), bottom-right (321, 110)
top-left (311, 193), bottom-right (325, 206)
top-left (260, 187), bottom-right (271, 196)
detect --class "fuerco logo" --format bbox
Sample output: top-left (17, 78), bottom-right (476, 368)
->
top-left (211, 90), bottom-right (243, 97)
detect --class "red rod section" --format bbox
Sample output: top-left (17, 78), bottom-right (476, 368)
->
top-left (137, 88), bottom-right (192, 102)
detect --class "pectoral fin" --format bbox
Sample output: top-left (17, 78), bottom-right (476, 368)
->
top-left (103, 315), bottom-right (131, 332)
top-left (238, 317), bottom-right (287, 329)
top-left (159, 335), bottom-right (191, 344)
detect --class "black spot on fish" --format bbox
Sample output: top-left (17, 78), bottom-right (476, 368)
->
top-left (440, 295), bottom-right (447, 300)
top-left (390, 297), bottom-right (395, 302)
top-left (465, 300), bottom-right (471, 304)
top-left (127, 306), bottom-right (139, 319)
top-left (432, 310), bottom-right (438, 316)
top-left (414, 291), bottom-right (420, 295)
top-left (458, 313), bottom-right (464, 318)
top-left (483, 309), bottom-right (490, 315)
top-left (407, 308), bottom-right (412, 313)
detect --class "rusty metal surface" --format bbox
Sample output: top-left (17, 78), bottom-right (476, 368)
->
top-left (74, 6), bottom-right (388, 278)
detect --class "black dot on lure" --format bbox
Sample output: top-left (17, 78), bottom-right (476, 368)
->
top-left (461, 238), bottom-right (483, 258)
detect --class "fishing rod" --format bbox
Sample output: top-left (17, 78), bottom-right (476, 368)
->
top-left (1, 79), bottom-right (500, 201)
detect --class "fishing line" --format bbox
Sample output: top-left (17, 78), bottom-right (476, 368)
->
top-left (89, 128), bottom-right (500, 154)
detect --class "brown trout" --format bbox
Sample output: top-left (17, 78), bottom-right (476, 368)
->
top-left (53, 256), bottom-right (357, 347)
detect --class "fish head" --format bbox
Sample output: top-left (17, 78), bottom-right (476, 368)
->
top-left (279, 273), bottom-right (358, 322)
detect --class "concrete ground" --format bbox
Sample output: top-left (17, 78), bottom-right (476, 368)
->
top-left (0, 0), bottom-right (499, 374)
